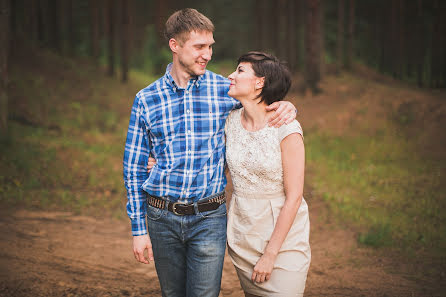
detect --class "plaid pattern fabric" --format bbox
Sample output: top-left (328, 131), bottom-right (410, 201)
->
top-left (123, 64), bottom-right (239, 235)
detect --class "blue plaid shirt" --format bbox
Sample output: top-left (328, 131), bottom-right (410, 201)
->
top-left (123, 64), bottom-right (240, 235)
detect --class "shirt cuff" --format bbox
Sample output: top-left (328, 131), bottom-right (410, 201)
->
top-left (131, 216), bottom-right (148, 236)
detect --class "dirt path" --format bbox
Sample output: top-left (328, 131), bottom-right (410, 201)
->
top-left (0, 191), bottom-right (443, 297)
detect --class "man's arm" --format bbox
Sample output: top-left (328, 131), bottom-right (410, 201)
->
top-left (266, 101), bottom-right (298, 127)
top-left (123, 94), bottom-right (153, 264)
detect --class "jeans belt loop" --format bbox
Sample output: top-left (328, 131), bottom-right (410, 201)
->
top-left (193, 201), bottom-right (199, 214)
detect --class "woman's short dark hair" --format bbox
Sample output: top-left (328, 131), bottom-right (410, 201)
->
top-left (237, 52), bottom-right (291, 105)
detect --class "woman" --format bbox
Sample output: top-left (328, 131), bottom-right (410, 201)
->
top-left (225, 52), bottom-right (310, 297)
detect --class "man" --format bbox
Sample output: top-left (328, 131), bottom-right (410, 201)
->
top-left (123, 8), bottom-right (297, 297)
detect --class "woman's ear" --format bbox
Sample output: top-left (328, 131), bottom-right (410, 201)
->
top-left (255, 77), bottom-right (265, 90)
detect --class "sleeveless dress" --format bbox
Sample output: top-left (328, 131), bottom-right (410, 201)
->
top-left (225, 108), bottom-right (311, 297)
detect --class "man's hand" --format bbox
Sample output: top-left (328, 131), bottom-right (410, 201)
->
top-left (133, 234), bottom-right (154, 264)
top-left (147, 157), bottom-right (156, 172)
top-left (266, 101), bottom-right (297, 128)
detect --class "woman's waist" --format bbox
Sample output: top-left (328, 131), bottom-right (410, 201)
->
top-left (232, 189), bottom-right (286, 199)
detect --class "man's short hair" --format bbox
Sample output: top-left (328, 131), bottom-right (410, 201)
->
top-left (164, 8), bottom-right (215, 44)
top-left (237, 52), bottom-right (292, 105)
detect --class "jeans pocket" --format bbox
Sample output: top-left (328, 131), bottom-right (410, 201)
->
top-left (147, 205), bottom-right (166, 221)
top-left (198, 203), bottom-right (227, 218)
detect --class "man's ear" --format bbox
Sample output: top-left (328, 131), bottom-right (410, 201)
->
top-left (169, 38), bottom-right (180, 53)
top-left (255, 77), bottom-right (265, 90)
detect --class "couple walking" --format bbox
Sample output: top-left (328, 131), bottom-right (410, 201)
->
top-left (123, 8), bottom-right (310, 297)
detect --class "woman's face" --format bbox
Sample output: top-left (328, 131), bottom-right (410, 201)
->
top-left (227, 62), bottom-right (263, 100)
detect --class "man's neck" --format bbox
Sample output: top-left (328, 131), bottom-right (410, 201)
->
top-left (170, 62), bottom-right (193, 89)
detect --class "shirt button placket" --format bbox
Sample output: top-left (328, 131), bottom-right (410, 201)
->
top-left (184, 86), bottom-right (192, 198)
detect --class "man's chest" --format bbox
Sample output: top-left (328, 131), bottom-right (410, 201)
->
top-left (146, 91), bottom-right (235, 140)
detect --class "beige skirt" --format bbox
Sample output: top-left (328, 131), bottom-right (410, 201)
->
top-left (227, 190), bottom-right (311, 297)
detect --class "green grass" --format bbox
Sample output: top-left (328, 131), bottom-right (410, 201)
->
top-left (0, 49), bottom-right (154, 219)
top-left (306, 127), bottom-right (446, 252)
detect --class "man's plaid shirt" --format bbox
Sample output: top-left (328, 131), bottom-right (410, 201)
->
top-left (123, 64), bottom-right (240, 235)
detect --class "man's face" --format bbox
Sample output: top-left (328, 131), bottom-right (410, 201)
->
top-left (176, 30), bottom-right (215, 77)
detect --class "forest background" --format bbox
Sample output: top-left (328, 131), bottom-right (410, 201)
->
top-left (0, 0), bottom-right (445, 296)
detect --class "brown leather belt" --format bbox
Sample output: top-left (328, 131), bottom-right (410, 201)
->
top-left (147, 192), bottom-right (226, 216)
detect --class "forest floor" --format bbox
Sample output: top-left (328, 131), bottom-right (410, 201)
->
top-left (1, 49), bottom-right (445, 296)
top-left (0, 191), bottom-right (444, 297)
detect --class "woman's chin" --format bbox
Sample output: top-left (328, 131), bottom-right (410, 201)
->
top-left (228, 91), bottom-right (240, 101)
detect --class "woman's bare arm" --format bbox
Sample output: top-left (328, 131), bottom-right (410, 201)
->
top-left (251, 132), bottom-right (305, 283)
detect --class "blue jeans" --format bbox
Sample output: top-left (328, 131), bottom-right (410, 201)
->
top-left (147, 194), bottom-right (227, 297)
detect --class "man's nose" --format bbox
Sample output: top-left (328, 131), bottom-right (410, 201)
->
top-left (202, 48), bottom-right (212, 61)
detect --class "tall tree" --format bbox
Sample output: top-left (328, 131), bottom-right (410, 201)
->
top-left (397, 0), bottom-right (404, 79)
top-left (336, 0), bottom-right (344, 74)
top-left (286, 0), bottom-right (298, 72)
top-left (48, 0), bottom-right (61, 52)
top-left (304, 0), bottom-right (322, 93)
top-left (262, 0), bottom-right (274, 53)
top-left (431, 0), bottom-right (444, 87)
top-left (0, 0), bottom-right (11, 133)
top-left (416, 0), bottom-right (424, 87)
top-left (345, 0), bottom-right (354, 69)
top-left (155, 0), bottom-right (168, 45)
top-left (120, 0), bottom-right (131, 82)
top-left (28, 0), bottom-right (39, 44)
top-left (277, 0), bottom-right (287, 60)
top-left (319, 0), bottom-right (325, 76)
top-left (65, 0), bottom-right (75, 56)
top-left (90, 0), bottom-right (100, 62)
top-left (107, 0), bottom-right (115, 77)
top-left (255, 0), bottom-right (266, 51)
top-left (154, 0), bottom-right (168, 74)
top-left (390, 0), bottom-right (398, 78)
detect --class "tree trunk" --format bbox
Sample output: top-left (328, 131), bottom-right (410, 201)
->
top-left (441, 3), bottom-right (446, 87)
top-left (154, 0), bottom-right (168, 74)
top-left (255, 0), bottom-right (263, 50)
top-left (120, 0), bottom-right (131, 83)
top-left (397, 0), bottom-right (404, 79)
top-left (272, 0), bottom-right (280, 56)
top-left (304, 0), bottom-right (321, 93)
top-left (390, 0), bottom-right (398, 78)
top-left (155, 0), bottom-right (167, 46)
top-left (319, 0), bottom-right (325, 77)
top-left (286, 0), bottom-right (297, 72)
top-left (48, 0), bottom-right (60, 52)
top-left (416, 0), bottom-right (424, 87)
top-left (107, 0), bottom-right (115, 77)
top-left (277, 0), bottom-right (287, 60)
top-left (90, 0), bottom-right (100, 62)
top-left (295, 0), bottom-right (304, 71)
top-left (66, 0), bottom-right (74, 56)
top-left (431, 0), bottom-right (442, 87)
top-left (0, 0), bottom-right (11, 133)
top-left (29, 0), bottom-right (39, 44)
top-left (336, 0), bottom-right (344, 74)
top-left (345, 0), bottom-right (354, 69)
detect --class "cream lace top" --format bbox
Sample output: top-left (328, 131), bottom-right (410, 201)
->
top-left (225, 108), bottom-right (303, 196)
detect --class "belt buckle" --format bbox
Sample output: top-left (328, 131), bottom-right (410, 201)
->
top-left (171, 202), bottom-right (185, 216)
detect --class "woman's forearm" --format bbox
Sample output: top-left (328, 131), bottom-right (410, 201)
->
top-left (263, 195), bottom-right (302, 257)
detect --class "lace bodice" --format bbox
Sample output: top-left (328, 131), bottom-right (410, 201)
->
top-left (225, 108), bottom-right (303, 195)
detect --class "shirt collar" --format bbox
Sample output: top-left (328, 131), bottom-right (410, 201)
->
top-left (163, 63), bottom-right (204, 91)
